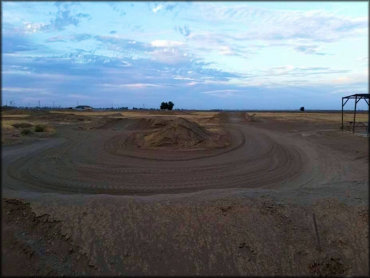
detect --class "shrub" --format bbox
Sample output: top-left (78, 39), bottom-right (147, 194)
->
top-left (34, 125), bottom-right (46, 132)
top-left (21, 129), bottom-right (32, 136)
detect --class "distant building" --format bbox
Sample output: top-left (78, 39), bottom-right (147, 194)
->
top-left (75, 105), bottom-right (93, 111)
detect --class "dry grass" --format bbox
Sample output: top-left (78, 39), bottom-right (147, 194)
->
top-left (2, 120), bottom-right (24, 130)
top-left (254, 112), bottom-right (368, 123)
top-left (47, 110), bottom-right (368, 125)
top-left (50, 111), bottom-right (122, 116)
top-left (1, 114), bottom-right (30, 118)
top-left (2, 117), bottom-right (56, 145)
top-left (49, 110), bottom-right (218, 118)
top-left (190, 111), bottom-right (219, 117)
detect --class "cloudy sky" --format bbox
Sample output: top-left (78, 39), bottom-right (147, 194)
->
top-left (2, 1), bottom-right (368, 109)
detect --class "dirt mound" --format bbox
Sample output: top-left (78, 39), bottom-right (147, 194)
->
top-left (94, 118), bottom-right (124, 129)
top-left (142, 118), bottom-right (210, 148)
top-left (125, 117), bottom-right (230, 150)
top-left (206, 112), bottom-right (259, 124)
top-left (148, 110), bottom-right (188, 115)
top-left (126, 118), bottom-right (169, 130)
top-left (84, 117), bottom-right (173, 131)
top-left (207, 112), bottom-right (230, 124)
top-left (245, 113), bottom-right (257, 122)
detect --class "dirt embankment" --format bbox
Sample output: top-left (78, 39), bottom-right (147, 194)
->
top-left (125, 117), bottom-right (230, 150)
top-left (2, 197), bottom-right (368, 276)
top-left (2, 199), bottom-right (96, 276)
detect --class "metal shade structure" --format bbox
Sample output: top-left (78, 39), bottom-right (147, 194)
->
top-left (341, 94), bottom-right (369, 134)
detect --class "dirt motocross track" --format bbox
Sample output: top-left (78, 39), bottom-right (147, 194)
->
top-left (2, 110), bottom-right (369, 276)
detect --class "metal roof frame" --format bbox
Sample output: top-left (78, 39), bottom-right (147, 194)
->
top-left (341, 94), bottom-right (369, 134)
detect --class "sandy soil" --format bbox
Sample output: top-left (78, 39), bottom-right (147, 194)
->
top-left (1, 109), bottom-right (368, 276)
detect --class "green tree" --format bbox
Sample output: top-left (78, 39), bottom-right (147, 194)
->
top-left (160, 101), bottom-right (175, 110)
top-left (160, 102), bottom-right (168, 110)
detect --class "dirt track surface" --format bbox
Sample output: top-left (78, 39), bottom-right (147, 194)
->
top-left (2, 111), bottom-right (369, 276)
top-left (3, 113), bottom-right (367, 195)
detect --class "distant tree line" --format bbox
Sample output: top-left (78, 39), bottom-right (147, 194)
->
top-left (160, 101), bottom-right (174, 110)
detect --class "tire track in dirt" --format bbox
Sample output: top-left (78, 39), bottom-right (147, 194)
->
top-left (3, 114), bottom-right (320, 195)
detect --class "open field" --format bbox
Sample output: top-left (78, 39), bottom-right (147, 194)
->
top-left (2, 109), bottom-right (368, 276)
top-left (254, 112), bottom-right (368, 122)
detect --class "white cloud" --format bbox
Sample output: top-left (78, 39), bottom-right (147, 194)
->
top-left (219, 46), bottom-right (234, 55)
top-left (122, 83), bottom-right (161, 88)
top-left (194, 4), bottom-right (367, 43)
top-left (152, 5), bottom-right (163, 13)
top-left (328, 72), bottom-right (368, 85)
top-left (2, 69), bottom-right (76, 80)
top-left (102, 83), bottom-right (162, 89)
top-left (263, 65), bottom-right (349, 77)
top-left (22, 22), bottom-right (46, 33)
top-left (2, 87), bottom-right (43, 93)
top-left (67, 94), bottom-right (97, 99)
top-left (267, 65), bottom-right (296, 75)
top-left (173, 76), bottom-right (193, 81)
top-left (202, 80), bottom-right (233, 86)
top-left (149, 48), bottom-right (187, 64)
top-left (186, 81), bottom-right (198, 86)
top-left (294, 44), bottom-right (326, 55)
top-left (151, 40), bottom-right (184, 47)
top-left (201, 89), bottom-right (240, 97)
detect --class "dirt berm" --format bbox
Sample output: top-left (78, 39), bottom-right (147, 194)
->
top-left (125, 117), bottom-right (230, 150)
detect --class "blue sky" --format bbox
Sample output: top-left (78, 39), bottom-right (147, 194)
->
top-left (2, 1), bottom-right (368, 109)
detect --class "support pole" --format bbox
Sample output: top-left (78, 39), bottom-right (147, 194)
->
top-left (353, 96), bottom-right (357, 133)
top-left (341, 97), bottom-right (344, 130)
top-left (368, 97), bottom-right (370, 135)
